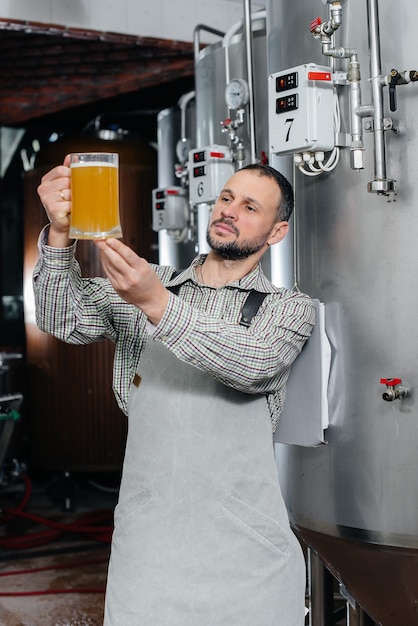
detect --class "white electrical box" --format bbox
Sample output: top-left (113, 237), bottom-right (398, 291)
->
top-left (269, 63), bottom-right (335, 155)
top-left (189, 145), bottom-right (234, 205)
top-left (152, 186), bottom-right (188, 231)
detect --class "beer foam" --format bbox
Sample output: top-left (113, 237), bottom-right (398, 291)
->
top-left (71, 161), bottom-right (117, 168)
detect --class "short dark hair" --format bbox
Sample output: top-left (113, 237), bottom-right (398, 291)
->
top-left (239, 163), bottom-right (294, 222)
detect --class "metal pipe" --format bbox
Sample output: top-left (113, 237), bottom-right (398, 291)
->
top-left (223, 18), bottom-right (245, 87)
top-left (177, 90), bottom-right (195, 140)
top-left (222, 10), bottom-right (266, 91)
top-left (368, 0), bottom-right (384, 179)
top-left (243, 0), bottom-right (257, 163)
top-left (348, 55), bottom-right (365, 170)
top-left (322, 44), bottom-right (357, 58)
top-left (366, 0), bottom-right (395, 194)
top-left (193, 24), bottom-right (225, 63)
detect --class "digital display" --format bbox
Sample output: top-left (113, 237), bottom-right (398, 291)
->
top-left (193, 151), bottom-right (206, 163)
top-left (155, 201), bottom-right (165, 210)
top-left (193, 166), bottom-right (206, 178)
top-left (276, 72), bottom-right (298, 93)
top-left (155, 190), bottom-right (165, 200)
top-left (276, 94), bottom-right (298, 114)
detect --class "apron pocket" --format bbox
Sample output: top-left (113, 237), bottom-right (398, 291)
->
top-left (223, 493), bottom-right (290, 555)
top-left (114, 487), bottom-right (152, 527)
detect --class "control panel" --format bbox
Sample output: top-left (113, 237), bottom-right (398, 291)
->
top-left (152, 186), bottom-right (188, 232)
top-left (188, 145), bottom-right (234, 205)
top-left (269, 63), bottom-right (335, 155)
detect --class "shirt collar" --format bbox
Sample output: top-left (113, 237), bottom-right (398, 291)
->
top-left (167, 254), bottom-right (279, 294)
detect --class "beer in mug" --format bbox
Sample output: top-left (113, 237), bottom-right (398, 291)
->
top-left (69, 152), bottom-right (122, 240)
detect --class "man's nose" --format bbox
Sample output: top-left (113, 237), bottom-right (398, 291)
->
top-left (221, 200), bottom-right (239, 219)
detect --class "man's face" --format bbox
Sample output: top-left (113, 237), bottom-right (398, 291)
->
top-left (206, 169), bottom-right (288, 261)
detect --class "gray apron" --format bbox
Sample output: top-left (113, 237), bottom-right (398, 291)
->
top-left (104, 339), bottom-right (306, 626)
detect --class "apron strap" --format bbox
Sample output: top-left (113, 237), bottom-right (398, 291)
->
top-left (239, 290), bottom-right (268, 327)
top-left (167, 269), bottom-right (268, 327)
top-left (167, 270), bottom-right (182, 294)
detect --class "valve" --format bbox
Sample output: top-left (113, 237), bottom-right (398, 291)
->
top-left (387, 69), bottom-right (418, 112)
top-left (388, 70), bottom-right (400, 112)
top-left (221, 110), bottom-right (245, 143)
top-left (380, 377), bottom-right (407, 402)
top-left (310, 17), bottom-right (323, 35)
top-left (260, 151), bottom-right (269, 165)
top-left (221, 113), bottom-right (246, 166)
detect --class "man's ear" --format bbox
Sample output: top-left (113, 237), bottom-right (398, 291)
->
top-left (268, 221), bottom-right (289, 246)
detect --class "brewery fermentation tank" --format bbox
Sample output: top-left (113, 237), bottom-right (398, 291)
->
top-left (194, 14), bottom-right (267, 157)
top-left (158, 13), bottom-right (293, 282)
top-left (266, 0), bottom-right (418, 623)
top-left (193, 14), bottom-right (271, 267)
top-left (156, 105), bottom-right (197, 268)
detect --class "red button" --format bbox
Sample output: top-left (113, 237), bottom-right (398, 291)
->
top-left (308, 71), bottom-right (332, 81)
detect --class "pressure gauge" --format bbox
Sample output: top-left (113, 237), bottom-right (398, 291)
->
top-left (225, 78), bottom-right (249, 110)
top-left (176, 137), bottom-right (192, 164)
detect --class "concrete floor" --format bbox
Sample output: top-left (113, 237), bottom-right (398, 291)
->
top-left (0, 473), bottom-right (116, 626)
top-left (0, 547), bottom-right (109, 625)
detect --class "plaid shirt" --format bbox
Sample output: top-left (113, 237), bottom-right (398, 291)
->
top-left (33, 230), bottom-right (315, 431)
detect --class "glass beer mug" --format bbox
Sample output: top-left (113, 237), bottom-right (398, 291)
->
top-left (69, 152), bottom-right (123, 240)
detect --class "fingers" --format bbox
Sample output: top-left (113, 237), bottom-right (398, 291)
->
top-left (95, 238), bottom-right (139, 269)
top-left (37, 159), bottom-right (73, 231)
top-left (39, 166), bottom-right (71, 208)
top-left (95, 240), bottom-right (168, 321)
top-left (38, 156), bottom-right (72, 204)
top-left (95, 245), bottom-right (136, 299)
top-left (38, 170), bottom-right (70, 205)
top-left (95, 240), bottom-right (149, 288)
top-left (41, 154), bottom-right (71, 180)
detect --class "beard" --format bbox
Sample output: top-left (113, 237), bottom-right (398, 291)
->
top-left (206, 219), bottom-right (271, 261)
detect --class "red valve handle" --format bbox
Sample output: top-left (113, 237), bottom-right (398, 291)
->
top-left (310, 17), bottom-right (322, 32)
top-left (380, 378), bottom-right (402, 387)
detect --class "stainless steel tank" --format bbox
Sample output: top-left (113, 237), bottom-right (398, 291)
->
top-left (158, 12), bottom-right (283, 276)
top-left (156, 104), bottom-right (197, 268)
top-left (194, 14), bottom-right (268, 158)
top-left (266, 0), bottom-right (418, 623)
top-left (192, 12), bottom-right (292, 280)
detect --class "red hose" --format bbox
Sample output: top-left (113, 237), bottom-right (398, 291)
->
top-left (0, 474), bottom-right (113, 548)
top-left (0, 588), bottom-right (105, 597)
top-left (0, 556), bottom-right (108, 577)
top-left (0, 475), bottom-right (111, 596)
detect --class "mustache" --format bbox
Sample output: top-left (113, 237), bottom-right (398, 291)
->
top-left (211, 218), bottom-right (239, 235)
